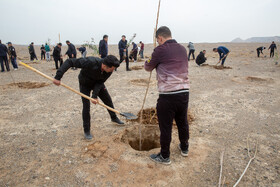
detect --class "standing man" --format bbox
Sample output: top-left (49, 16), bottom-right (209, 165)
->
top-left (145, 26), bottom-right (190, 165)
top-left (40, 44), bottom-right (46, 60)
top-left (53, 43), bottom-right (63, 69)
top-left (139, 41), bottom-right (144, 59)
top-left (268, 41), bottom-right (277, 58)
top-left (77, 46), bottom-right (87, 58)
top-left (118, 35), bottom-right (131, 71)
top-left (45, 43), bottom-right (51, 62)
top-left (53, 55), bottom-right (124, 140)
top-left (28, 42), bottom-right (38, 61)
top-left (187, 42), bottom-right (195, 60)
top-left (99, 35), bottom-right (108, 59)
top-left (213, 46), bottom-right (229, 66)
top-left (256, 46), bottom-right (266, 57)
top-left (65, 40), bottom-right (77, 70)
top-left (196, 50), bottom-right (207, 66)
top-left (7, 42), bottom-right (18, 70)
top-left (0, 40), bottom-right (10, 72)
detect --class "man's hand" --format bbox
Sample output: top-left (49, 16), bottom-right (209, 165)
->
top-left (124, 49), bottom-right (126, 52)
top-left (91, 98), bottom-right (99, 105)
top-left (53, 79), bottom-right (61, 86)
top-left (72, 54), bottom-right (74, 58)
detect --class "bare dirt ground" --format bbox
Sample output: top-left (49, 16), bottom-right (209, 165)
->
top-left (0, 43), bottom-right (279, 186)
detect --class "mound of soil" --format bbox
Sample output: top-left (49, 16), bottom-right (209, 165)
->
top-left (131, 65), bottom-right (144, 70)
top-left (246, 76), bottom-right (268, 82)
top-left (121, 126), bottom-right (160, 151)
top-left (4, 82), bottom-right (50, 89)
top-left (200, 64), bottom-right (232, 69)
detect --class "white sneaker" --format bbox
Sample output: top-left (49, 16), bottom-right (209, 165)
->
top-left (14, 68), bottom-right (18, 70)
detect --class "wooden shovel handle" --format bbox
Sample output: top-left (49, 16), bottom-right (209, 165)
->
top-left (19, 61), bottom-right (120, 114)
top-left (216, 51), bottom-right (230, 65)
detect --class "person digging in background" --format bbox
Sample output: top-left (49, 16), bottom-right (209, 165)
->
top-left (129, 42), bottom-right (138, 62)
top-left (0, 40), bottom-right (10, 72)
top-left (7, 42), bottom-right (18, 70)
top-left (256, 46), bottom-right (266, 57)
top-left (77, 46), bottom-right (87, 58)
top-left (196, 50), bottom-right (207, 66)
top-left (53, 43), bottom-right (63, 69)
top-left (187, 42), bottom-right (195, 60)
top-left (213, 46), bottom-right (229, 66)
top-left (118, 35), bottom-right (131, 71)
top-left (99, 35), bottom-right (108, 59)
top-left (268, 41), bottom-right (277, 58)
top-left (53, 55), bottom-right (124, 140)
top-left (145, 26), bottom-right (190, 165)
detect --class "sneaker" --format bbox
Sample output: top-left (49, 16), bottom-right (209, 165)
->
top-left (149, 153), bottom-right (171, 165)
top-left (111, 117), bottom-right (124, 125)
top-left (126, 69), bottom-right (131, 71)
top-left (14, 68), bottom-right (18, 70)
top-left (84, 131), bottom-right (93, 140)
top-left (178, 144), bottom-right (189, 157)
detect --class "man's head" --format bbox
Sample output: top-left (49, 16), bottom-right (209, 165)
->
top-left (272, 41), bottom-right (275, 44)
top-left (101, 55), bottom-right (120, 72)
top-left (66, 40), bottom-right (70, 45)
top-left (45, 43), bottom-right (48, 45)
top-left (132, 42), bottom-right (135, 45)
top-left (202, 50), bottom-right (206, 54)
top-left (7, 42), bottom-right (12, 47)
top-left (264, 47), bottom-right (266, 49)
top-left (156, 26), bottom-right (172, 45)
top-left (139, 41), bottom-right (142, 44)
top-left (213, 48), bottom-right (218, 52)
top-left (57, 43), bottom-right (62, 48)
top-left (122, 35), bottom-right (126, 41)
top-left (31, 42), bottom-right (34, 45)
top-left (103, 35), bottom-right (108, 42)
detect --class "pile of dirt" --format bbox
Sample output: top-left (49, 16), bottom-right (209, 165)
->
top-left (131, 65), bottom-right (144, 70)
top-left (201, 64), bottom-right (232, 70)
top-left (4, 82), bottom-right (50, 89)
top-left (121, 126), bottom-right (160, 151)
top-left (130, 108), bottom-right (195, 125)
top-left (246, 76), bottom-right (268, 82)
top-left (129, 79), bottom-right (156, 86)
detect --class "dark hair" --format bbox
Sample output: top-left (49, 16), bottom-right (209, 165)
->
top-left (122, 35), bottom-right (126, 38)
top-left (31, 42), bottom-right (34, 44)
top-left (66, 40), bottom-right (70, 43)
top-left (203, 50), bottom-right (206, 52)
top-left (58, 43), bottom-right (62, 46)
top-left (156, 26), bottom-right (172, 38)
top-left (103, 55), bottom-right (120, 68)
top-left (213, 48), bottom-right (217, 51)
top-left (103, 35), bottom-right (108, 39)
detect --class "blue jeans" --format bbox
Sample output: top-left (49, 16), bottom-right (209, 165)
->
top-left (139, 50), bottom-right (144, 58)
top-left (221, 56), bottom-right (227, 65)
top-left (11, 57), bottom-right (18, 69)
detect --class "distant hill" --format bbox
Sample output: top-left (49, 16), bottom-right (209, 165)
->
top-left (231, 36), bottom-right (280, 43)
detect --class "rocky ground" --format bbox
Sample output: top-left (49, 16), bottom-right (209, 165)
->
top-left (0, 43), bottom-right (279, 186)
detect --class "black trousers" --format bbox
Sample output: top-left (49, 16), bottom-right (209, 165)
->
top-left (157, 92), bottom-right (189, 158)
top-left (101, 54), bottom-right (107, 59)
top-left (188, 49), bottom-right (195, 60)
top-left (41, 52), bottom-right (45, 60)
top-left (54, 58), bottom-right (63, 69)
top-left (30, 53), bottom-right (37, 61)
top-left (119, 53), bottom-right (129, 70)
top-left (79, 83), bottom-right (117, 132)
top-left (0, 56), bottom-right (10, 71)
top-left (270, 50), bottom-right (274, 58)
top-left (257, 49), bottom-right (261, 57)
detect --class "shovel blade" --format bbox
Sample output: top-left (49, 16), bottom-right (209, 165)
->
top-left (120, 112), bottom-right (137, 120)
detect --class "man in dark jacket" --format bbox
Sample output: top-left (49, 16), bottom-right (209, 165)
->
top-left (129, 42), bottom-right (138, 62)
top-left (7, 42), bottom-right (18, 70)
top-left (28, 42), bottom-right (38, 61)
top-left (99, 35), bottom-right (108, 58)
top-left (145, 26), bottom-right (190, 165)
top-left (40, 45), bottom-right (46, 60)
top-left (65, 40), bottom-right (77, 69)
top-left (196, 50), bottom-right (207, 66)
top-left (268, 41), bottom-right (277, 58)
top-left (213, 46), bottom-right (229, 66)
top-left (139, 41), bottom-right (144, 59)
top-left (53, 43), bottom-right (63, 69)
top-left (53, 55), bottom-right (124, 140)
top-left (118, 35), bottom-right (131, 71)
top-left (0, 40), bottom-right (10, 72)
top-left (256, 46), bottom-right (266, 57)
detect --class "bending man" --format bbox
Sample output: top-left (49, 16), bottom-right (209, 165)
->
top-left (213, 46), bottom-right (229, 66)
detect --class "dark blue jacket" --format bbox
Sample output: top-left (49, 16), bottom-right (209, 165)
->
top-left (0, 43), bottom-right (8, 57)
top-left (132, 43), bottom-right (138, 51)
top-left (78, 47), bottom-right (86, 53)
top-left (66, 43), bottom-right (77, 56)
top-left (99, 40), bottom-right (108, 56)
top-left (269, 44), bottom-right (277, 51)
top-left (118, 39), bottom-right (128, 55)
top-left (217, 46), bottom-right (229, 59)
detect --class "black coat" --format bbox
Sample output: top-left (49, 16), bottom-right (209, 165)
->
top-left (99, 40), bottom-right (108, 56)
top-left (54, 57), bottom-right (112, 98)
top-left (66, 43), bottom-right (77, 56)
top-left (118, 39), bottom-right (128, 55)
top-left (8, 46), bottom-right (17, 58)
top-left (53, 46), bottom-right (61, 59)
top-left (0, 43), bottom-right (8, 57)
top-left (28, 44), bottom-right (35, 54)
top-left (196, 51), bottom-right (207, 65)
top-left (269, 44), bottom-right (277, 51)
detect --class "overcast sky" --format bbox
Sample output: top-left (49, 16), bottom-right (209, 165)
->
top-left (1, 0), bottom-right (279, 45)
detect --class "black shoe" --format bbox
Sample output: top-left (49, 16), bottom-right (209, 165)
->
top-left (150, 153), bottom-right (171, 165)
top-left (111, 117), bottom-right (124, 125)
top-left (126, 69), bottom-right (131, 71)
top-left (84, 131), bottom-right (93, 140)
top-left (178, 144), bottom-right (189, 157)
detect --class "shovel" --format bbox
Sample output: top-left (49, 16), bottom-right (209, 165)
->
top-left (19, 61), bottom-right (137, 120)
top-left (215, 51), bottom-right (230, 66)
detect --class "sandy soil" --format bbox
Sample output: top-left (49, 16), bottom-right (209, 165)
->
top-left (0, 43), bottom-right (279, 186)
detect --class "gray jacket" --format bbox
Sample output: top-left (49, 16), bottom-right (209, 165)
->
top-left (187, 42), bottom-right (195, 50)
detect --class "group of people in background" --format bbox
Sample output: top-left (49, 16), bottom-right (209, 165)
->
top-left (256, 41), bottom-right (277, 58)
